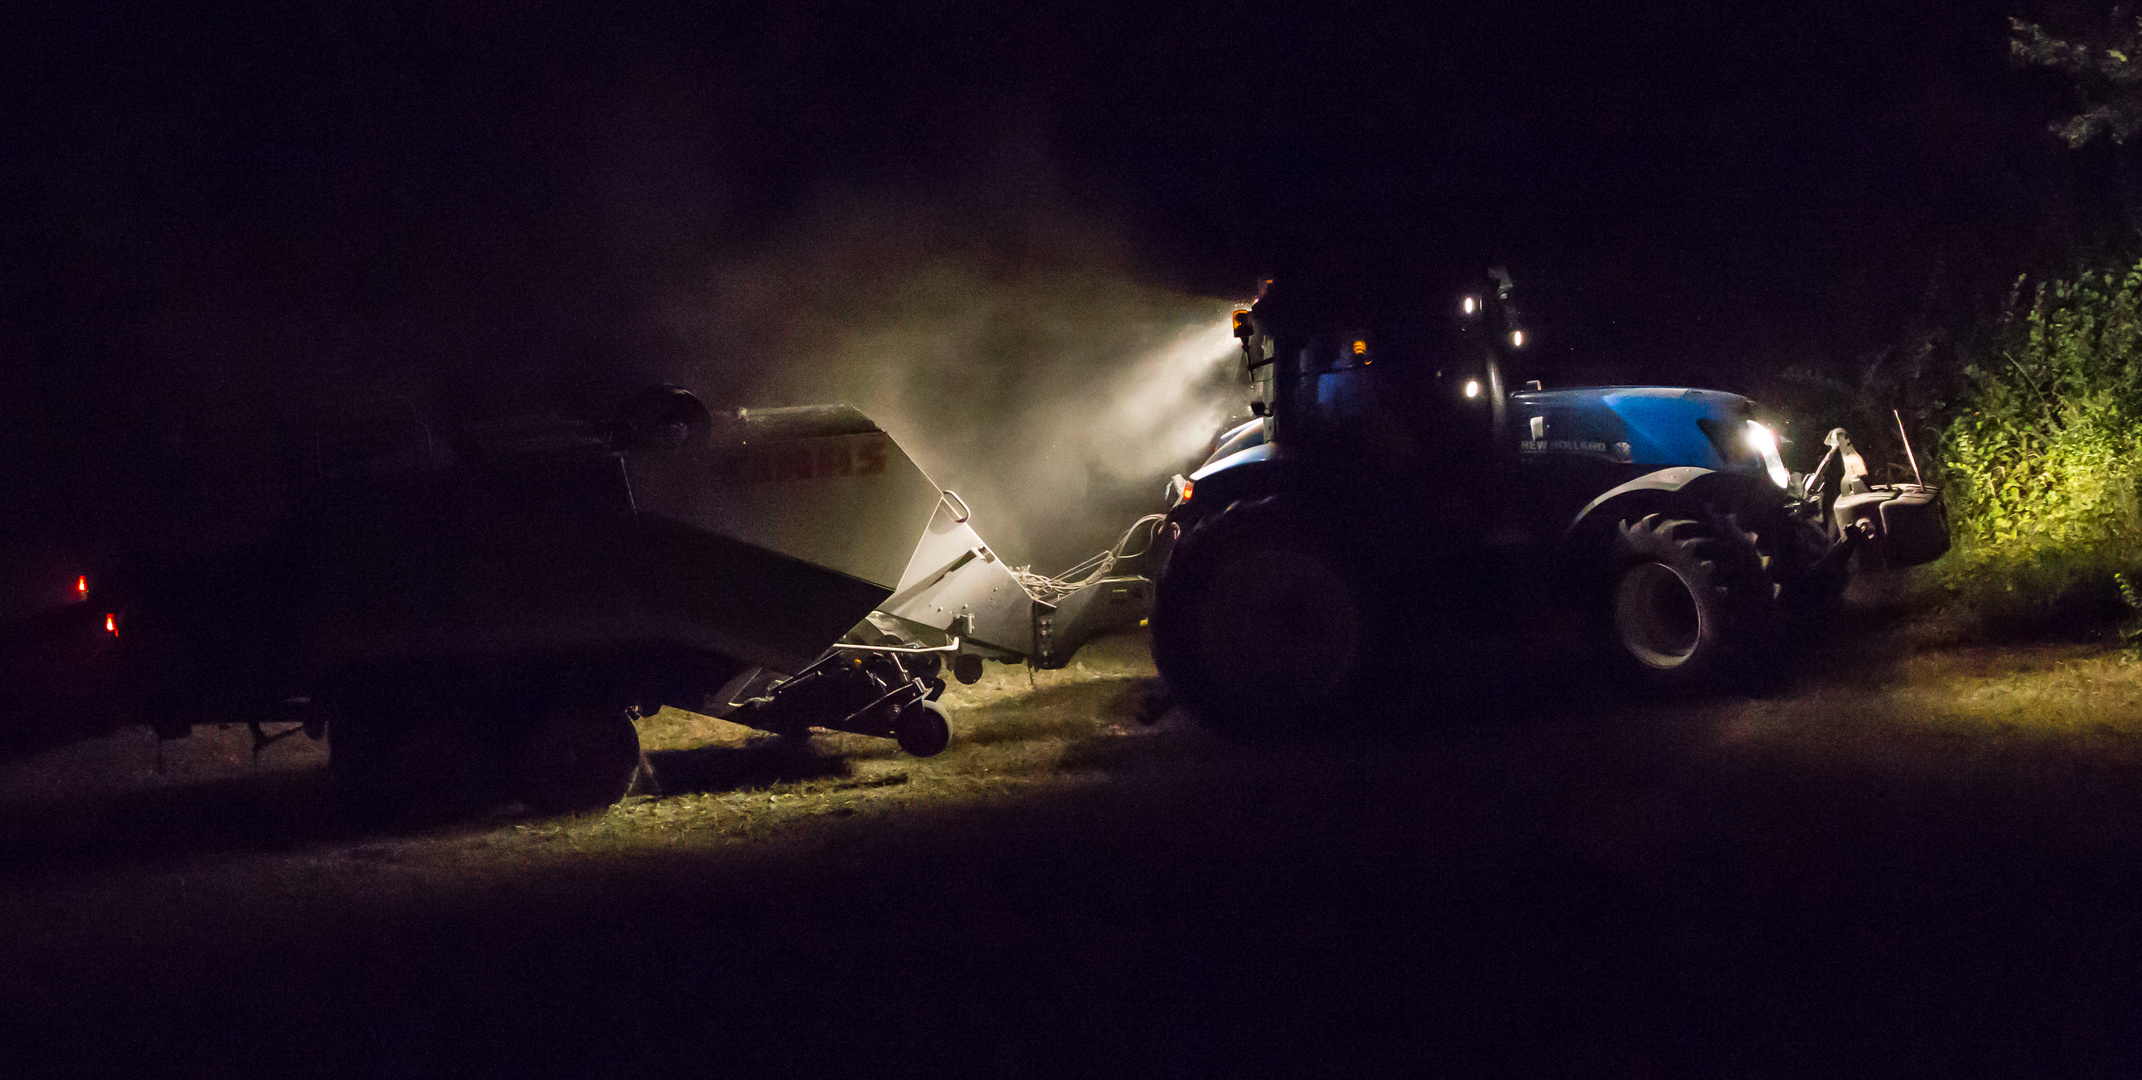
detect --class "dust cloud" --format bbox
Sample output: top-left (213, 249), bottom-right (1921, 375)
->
top-left (660, 197), bottom-right (1250, 572)
top-left (50, 198), bottom-right (1247, 575)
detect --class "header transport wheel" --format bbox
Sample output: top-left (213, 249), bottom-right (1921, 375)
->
top-left (894, 698), bottom-right (951, 757)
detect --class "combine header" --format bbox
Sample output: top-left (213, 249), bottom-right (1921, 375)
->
top-left (1, 387), bottom-right (1149, 814)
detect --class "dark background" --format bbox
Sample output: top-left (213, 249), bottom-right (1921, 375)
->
top-left (9, 11), bottom-right (2142, 1076)
top-left (0, 0), bottom-right (2123, 566)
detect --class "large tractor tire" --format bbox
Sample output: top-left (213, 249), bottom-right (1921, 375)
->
top-left (1152, 501), bottom-right (1379, 734)
top-left (1606, 511), bottom-right (1775, 690)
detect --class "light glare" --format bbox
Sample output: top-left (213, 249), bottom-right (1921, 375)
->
top-left (1462, 296), bottom-right (1478, 315)
top-left (1744, 421), bottom-right (1791, 488)
top-left (1464, 379), bottom-right (1481, 399)
top-left (1510, 330), bottom-right (1524, 347)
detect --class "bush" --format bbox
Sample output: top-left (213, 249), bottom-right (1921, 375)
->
top-left (1939, 262), bottom-right (2142, 638)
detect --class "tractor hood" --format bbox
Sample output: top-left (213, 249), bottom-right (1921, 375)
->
top-left (1511, 386), bottom-right (1760, 472)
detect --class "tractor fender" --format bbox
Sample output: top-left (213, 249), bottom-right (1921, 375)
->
top-left (1561, 466), bottom-right (1782, 557)
top-left (1155, 449), bottom-right (1304, 584)
top-left (1171, 444), bottom-right (1296, 531)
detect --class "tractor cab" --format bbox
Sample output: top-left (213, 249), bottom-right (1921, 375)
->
top-left (1185, 276), bottom-right (1526, 540)
top-left (1245, 295), bottom-right (1503, 456)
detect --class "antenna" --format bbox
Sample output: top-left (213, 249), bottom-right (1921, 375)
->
top-left (1893, 409), bottom-right (1924, 487)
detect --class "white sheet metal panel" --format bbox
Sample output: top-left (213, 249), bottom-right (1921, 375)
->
top-left (623, 411), bottom-right (943, 592)
top-left (879, 502), bottom-right (1036, 657)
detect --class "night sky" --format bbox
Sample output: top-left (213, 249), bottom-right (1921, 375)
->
top-left (0, 0), bottom-right (2118, 562)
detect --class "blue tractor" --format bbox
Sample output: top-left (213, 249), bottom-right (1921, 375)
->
top-left (1149, 273), bottom-right (1949, 729)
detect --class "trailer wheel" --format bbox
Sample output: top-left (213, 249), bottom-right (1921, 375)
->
top-left (327, 709), bottom-right (396, 817)
top-left (894, 699), bottom-right (951, 757)
top-left (1608, 512), bottom-right (1770, 688)
top-left (328, 700), bottom-right (504, 822)
top-left (513, 703), bottom-right (645, 814)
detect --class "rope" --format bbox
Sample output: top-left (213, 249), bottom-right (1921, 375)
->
top-left (1010, 514), bottom-right (1167, 602)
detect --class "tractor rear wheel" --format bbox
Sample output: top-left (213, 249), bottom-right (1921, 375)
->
top-left (1607, 512), bottom-right (1773, 689)
top-left (1153, 502), bottom-right (1376, 733)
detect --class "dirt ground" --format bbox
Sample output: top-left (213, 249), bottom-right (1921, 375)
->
top-left (3, 622), bottom-right (2141, 1077)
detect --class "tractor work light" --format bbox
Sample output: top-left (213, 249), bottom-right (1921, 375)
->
top-left (1463, 296), bottom-right (1478, 315)
top-left (1510, 330), bottom-right (1525, 348)
top-left (1464, 379), bottom-right (1481, 399)
top-left (1745, 421), bottom-right (1790, 489)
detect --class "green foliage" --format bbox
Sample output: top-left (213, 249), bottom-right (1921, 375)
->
top-left (2117, 571), bottom-right (2142, 652)
top-left (1940, 261), bottom-right (2142, 635)
top-left (2012, 11), bottom-right (2142, 148)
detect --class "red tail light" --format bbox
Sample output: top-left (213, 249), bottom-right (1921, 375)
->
top-left (76, 575), bottom-right (87, 597)
top-left (104, 613), bottom-right (117, 636)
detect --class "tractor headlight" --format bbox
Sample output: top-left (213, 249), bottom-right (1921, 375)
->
top-left (1745, 421), bottom-right (1789, 489)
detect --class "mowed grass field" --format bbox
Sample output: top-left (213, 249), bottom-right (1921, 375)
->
top-left (2, 624), bottom-right (2141, 1077)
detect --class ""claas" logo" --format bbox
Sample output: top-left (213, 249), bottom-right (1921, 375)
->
top-left (714, 434), bottom-right (889, 487)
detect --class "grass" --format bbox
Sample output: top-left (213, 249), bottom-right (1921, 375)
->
top-left (4, 624), bottom-right (2142, 1076)
top-left (0, 632), bottom-right (1167, 882)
